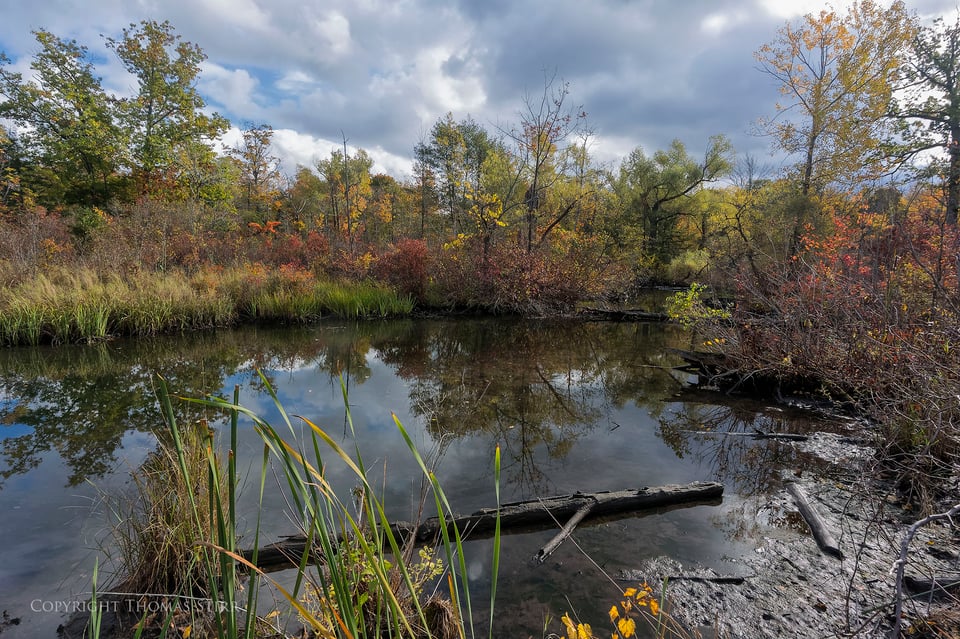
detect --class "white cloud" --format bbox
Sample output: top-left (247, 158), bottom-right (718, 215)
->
top-left (265, 128), bottom-right (413, 178)
top-left (755, 0), bottom-right (855, 19)
top-left (193, 0), bottom-right (270, 28)
top-left (275, 70), bottom-right (320, 93)
top-left (312, 11), bottom-right (352, 58)
top-left (2, 0), bottom-right (959, 180)
top-left (198, 63), bottom-right (262, 118)
top-left (414, 46), bottom-right (487, 116)
top-left (701, 10), bottom-right (750, 36)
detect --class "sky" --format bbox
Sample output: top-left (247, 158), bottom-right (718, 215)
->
top-left (0, 0), bottom-right (956, 181)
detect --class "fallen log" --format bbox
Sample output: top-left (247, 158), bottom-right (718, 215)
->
top-left (787, 482), bottom-right (842, 558)
top-left (244, 481), bottom-right (723, 572)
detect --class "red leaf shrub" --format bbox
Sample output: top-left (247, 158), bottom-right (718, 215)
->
top-left (373, 239), bottom-right (429, 302)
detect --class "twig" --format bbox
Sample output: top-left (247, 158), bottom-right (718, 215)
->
top-left (889, 502), bottom-right (960, 639)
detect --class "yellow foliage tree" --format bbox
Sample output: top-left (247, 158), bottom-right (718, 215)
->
top-left (756, 1), bottom-right (916, 197)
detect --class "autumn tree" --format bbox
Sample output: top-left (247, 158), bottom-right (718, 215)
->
top-left (229, 123), bottom-right (282, 218)
top-left (756, 1), bottom-right (915, 199)
top-left (505, 74), bottom-right (588, 252)
top-left (895, 13), bottom-right (960, 224)
top-left (0, 31), bottom-right (124, 206)
top-left (367, 173), bottom-right (416, 243)
top-left (315, 145), bottom-right (373, 250)
top-left (420, 113), bottom-right (505, 238)
top-left (106, 20), bottom-right (228, 195)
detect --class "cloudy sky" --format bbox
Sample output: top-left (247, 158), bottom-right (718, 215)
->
top-left (1, 0), bottom-right (956, 180)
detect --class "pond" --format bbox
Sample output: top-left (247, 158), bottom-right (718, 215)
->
top-left (0, 317), bottom-right (841, 638)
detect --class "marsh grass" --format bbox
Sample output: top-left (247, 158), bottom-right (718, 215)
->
top-left (0, 266), bottom-right (414, 345)
top-left (109, 418), bottom-right (228, 598)
top-left (97, 373), bottom-right (499, 639)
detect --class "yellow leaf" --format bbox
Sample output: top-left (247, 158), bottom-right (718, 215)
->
top-left (183, 626), bottom-right (192, 639)
top-left (617, 616), bottom-right (636, 638)
top-left (608, 605), bottom-right (619, 622)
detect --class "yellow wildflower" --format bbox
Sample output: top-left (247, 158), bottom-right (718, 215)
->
top-left (649, 599), bottom-right (660, 616)
top-left (608, 605), bottom-right (619, 622)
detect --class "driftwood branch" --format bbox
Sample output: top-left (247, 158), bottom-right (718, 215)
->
top-left (890, 502), bottom-right (960, 639)
top-left (787, 482), bottom-right (842, 558)
top-left (535, 502), bottom-right (594, 563)
top-left (244, 482), bottom-right (723, 572)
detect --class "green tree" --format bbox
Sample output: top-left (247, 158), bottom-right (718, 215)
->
top-left (0, 31), bottom-right (124, 206)
top-left (615, 137), bottom-right (733, 268)
top-left (172, 140), bottom-right (238, 216)
top-left (286, 165), bottom-right (325, 231)
top-left (0, 124), bottom-right (21, 210)
top-left (895, 13), bottom-right (960, 224)
top-left (106, 20), bottom-right (228, 194)
top-left (412, 140), bottom-right (439, 239)
top-left (420, 113), bottom-right (503, 238)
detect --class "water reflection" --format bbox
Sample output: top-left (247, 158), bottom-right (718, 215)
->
top-left (0, 318), bottom-right (839, 638)
top-left (0, 319), bottom-right (690, 493)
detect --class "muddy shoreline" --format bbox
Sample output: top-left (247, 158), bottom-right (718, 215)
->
top-left (622, 431), bottom-right (960, 638)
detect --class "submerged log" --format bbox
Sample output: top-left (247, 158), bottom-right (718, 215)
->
top-left (679, 429), bottom-right (808, 442)
top-left (904, 575), bottom-right (960, 600)
top-left (787, 482), bottom-right (842, 558)
top-left (579, 307), bottom-right (670, 322)
top-left (244, 481), bottom-right (723, 572)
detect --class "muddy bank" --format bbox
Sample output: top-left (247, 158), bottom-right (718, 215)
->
top-left (620, 432), bottom-right (960, 638)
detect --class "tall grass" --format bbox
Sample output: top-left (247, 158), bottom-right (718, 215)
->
top-left (97, 373), bottom-right (499, 638)
top-left (0, 266), bottom-right (414, 345)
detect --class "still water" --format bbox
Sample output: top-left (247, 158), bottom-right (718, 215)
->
top-left (0, 318), bottom-right (836, 637)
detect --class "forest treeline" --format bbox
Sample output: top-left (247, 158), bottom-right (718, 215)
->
top-left (1, 3), bottom-right (959, 490)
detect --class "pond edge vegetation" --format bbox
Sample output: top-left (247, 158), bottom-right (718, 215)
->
top-left (86, 374), bottom-right (688, 639)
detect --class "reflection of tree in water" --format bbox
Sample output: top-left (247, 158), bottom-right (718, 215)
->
top-left (375, 319), bottom-right (687, 496)
top-left (657, 400), bottom-right (807, 496)
top-left (655, 391), bottom-right (849, 546)
top-left (0, 318), bottom-right (692, 493)
top-left (0, 326), bottom-right (356, 488)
